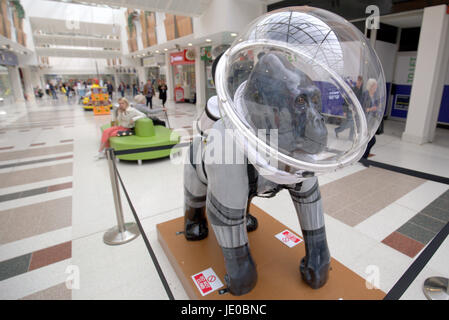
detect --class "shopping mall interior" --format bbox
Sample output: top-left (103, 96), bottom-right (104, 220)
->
top-left (0, 0), bottom-right (448, 301)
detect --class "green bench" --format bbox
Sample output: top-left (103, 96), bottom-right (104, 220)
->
top-left (101, 118), bottom-right (180, 164)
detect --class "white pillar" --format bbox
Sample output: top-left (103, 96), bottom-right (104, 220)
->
top-left (22, 67), bottom-right (36, 104)
top-left (402, 5), bottom-right (449, 144)
top-left (195, 46), bottom-right (206, 111)
top-left (31, 68), bottom-right (43, 89)
top-left (136, 66), bottom-right (146, 83)
top-left (165, 53), bottom-right (174, 101)
top-left (7, 66), bottom-right (25, 103)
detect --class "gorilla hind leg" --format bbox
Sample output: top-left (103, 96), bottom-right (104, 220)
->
top-left (183, 142), bottom-right (208, 241)
top-left (184, 189), bottom-right (208, 241)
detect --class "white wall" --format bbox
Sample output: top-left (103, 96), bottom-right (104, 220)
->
top-left (374, 40), bottom-right (396, 83)
top-left (20, 1), bottom-right (136, 74)
top-left (155, 12), bottom-right (167, 44)
top-left (41, 57), bottom-right (111, 75)
top-left (193, 0), bottom-right (266, 39)
top-left (393, 51), bottom-right (449, 86)
top-left (21, 0), bottom-right (123, 25)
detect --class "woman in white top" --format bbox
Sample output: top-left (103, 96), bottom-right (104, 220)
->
top-left (95, 97), bottom-right (145, 159)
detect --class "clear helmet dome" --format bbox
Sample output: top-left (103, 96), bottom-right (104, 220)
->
top-left (215, 6), bottom-right (386, 183)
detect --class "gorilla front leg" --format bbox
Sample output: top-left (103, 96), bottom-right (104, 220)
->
top-left (289, 177), bottom-right (330, 289)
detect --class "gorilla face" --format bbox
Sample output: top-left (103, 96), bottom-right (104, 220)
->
top-left (242, 52), bottom-right (328, 156)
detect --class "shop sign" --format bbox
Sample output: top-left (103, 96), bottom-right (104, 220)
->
top-left (0, 51), bottom-right (18, 66)
top-left (394, 94), bottom-right (410, 111)
top-left (407, 57), bottom-right (416, 84)
top-left (174, 87), bottom-right (185, 102)
top-left (170, 49), bottom-right (195, 65)
top-left (143, 56), bottom-right (157, 67)
top-left (200, 46), bottom-right (212, 61)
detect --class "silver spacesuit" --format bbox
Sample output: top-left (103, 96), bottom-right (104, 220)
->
top-left (182, 6), bottom-right (386, 296)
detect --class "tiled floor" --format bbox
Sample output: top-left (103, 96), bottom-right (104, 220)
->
top-left (0, 95), bottom-right (448, 300)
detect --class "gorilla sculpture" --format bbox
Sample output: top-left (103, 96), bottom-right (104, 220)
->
top-left (183, 52), bottom-right (330, 295)
top-left (181, 6), bottom-right (386, 296)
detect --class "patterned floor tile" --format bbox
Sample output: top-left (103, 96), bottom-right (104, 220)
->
top-left (21, 282), bottom-right (72, 300)
top-left (0, 254), bottom-right (32, 281)
top-left (382, 232), bottom-right (425, 258)
top-left (397, 222), bottom-right (436, 245)
top-left (28, 242), bottom-right (72, 271)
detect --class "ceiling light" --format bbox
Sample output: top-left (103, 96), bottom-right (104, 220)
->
top-left (188, 43), bottom-right (193, 46)
top-left (155, 50), bottom-right (160, 53)
top-left (230, 33), bottom-right (237, 37)
top-left (205, 39), bottom-right (212, 42)
top-left (164, 48), bottom-right (168, 51)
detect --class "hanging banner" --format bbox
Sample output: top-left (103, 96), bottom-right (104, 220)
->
top-left (0, 51), bottom-right (18, 66)
top-left (200, 46), bottom-right (212, 61)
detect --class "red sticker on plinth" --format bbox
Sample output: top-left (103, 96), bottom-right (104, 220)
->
top-left (275, 229), bottom-right (303, 248)
top-left (191, 267), bottom-right (224, 296)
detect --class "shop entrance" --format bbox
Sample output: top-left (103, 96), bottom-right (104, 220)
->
top-left (170, 50), bottom-right (196, 103)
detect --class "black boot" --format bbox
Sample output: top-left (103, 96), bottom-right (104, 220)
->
top-left (184, 205), bottom-right (208, 241)
top-left (222, 244), bottom-right (257, 296)
top-left (246, 213), bottom-right (258, 232)
top-left (300, 227), bottom-right (331, 289)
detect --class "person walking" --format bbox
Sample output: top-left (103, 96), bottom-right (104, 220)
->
top-left (360, 78), bottom-right (380, 166)
top-left (107, 81), bottom-right (114, 100)
top-left (49, 82), bottom-right (57, 100)
top-left (119, 82), bottom-right (125, 97)
top-left (45, 82), bottom-right (50, 97)
top-left (143, 79), bottom-right (154, 109)
top-left (158, 80), bottom-right (168, 107)
top-left (335, 76), bottom-right (363, 140)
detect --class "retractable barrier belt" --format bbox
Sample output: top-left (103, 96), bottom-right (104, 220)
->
top-left (113, 142), bottom-right (191, 156)
top-left (112, 159), bottom-right (175, 300)
top-left (365, 159), bottom-right (449, 185)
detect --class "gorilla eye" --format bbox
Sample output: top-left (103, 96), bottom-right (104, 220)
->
top-left (296, 96), bottom-right (305, 104)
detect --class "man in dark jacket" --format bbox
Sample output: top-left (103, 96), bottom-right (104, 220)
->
top-left (143, 80), bottom-right (154, 109)
top-left (107, 81), bottom-right (114, 99)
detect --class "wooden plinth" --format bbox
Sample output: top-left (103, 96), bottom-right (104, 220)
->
top-left (157, 204), bottom-right (385, 300)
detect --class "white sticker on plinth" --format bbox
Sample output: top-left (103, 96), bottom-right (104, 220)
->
top-left (275, 229), bottom-right (303, 248)
top-left (191, 267), bottom-right (224, 296)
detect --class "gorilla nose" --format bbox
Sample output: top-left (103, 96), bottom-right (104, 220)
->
top-left (304, 108), bottom-right (328, 154)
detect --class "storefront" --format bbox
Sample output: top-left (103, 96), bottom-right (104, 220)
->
top-left (143, 55), bottom-right (166, 85)
top-left (0, 65), bottom-right (12, 104)
top-left (170, 49), bottom-right (196, 103)
top-left (0, 50), bottom-right (22, 104)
